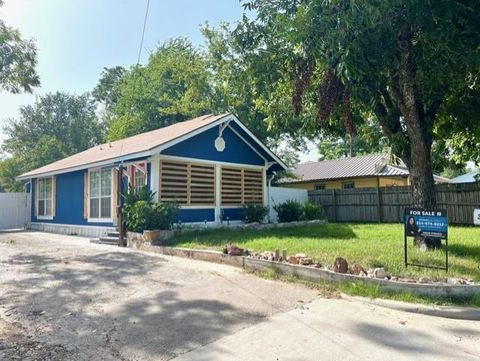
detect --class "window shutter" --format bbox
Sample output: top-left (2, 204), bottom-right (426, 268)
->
top-left (52, 176), bottom-right (57, 217)
top-left (83, 172), bottom-right (89, 219)
top-left (112, 168), bottom-right (118, 217)
top-left (34, 179), bottom-right (38, 217)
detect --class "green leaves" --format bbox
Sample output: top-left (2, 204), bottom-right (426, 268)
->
top-left (0, 17), bottom-right (39, 93)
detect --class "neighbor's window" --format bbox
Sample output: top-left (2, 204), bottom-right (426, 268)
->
top-left (89, 169), bottom-right (112, 219)
top-left (342, 181), bottom-right (355, 189)
top-left (314, 183), bottom-right (326, 190)
top-left (37, 177), bottom-right (53, 217)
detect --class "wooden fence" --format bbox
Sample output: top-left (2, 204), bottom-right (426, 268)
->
top-left (308, 182), bottom-right (480, 225)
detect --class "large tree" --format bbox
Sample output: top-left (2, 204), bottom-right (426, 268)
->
top-left (238, 0), bottom-right (480, 208)
top-left (106, 38), bottom-right (213, 140)
top-left (1, 92), bottom-right (102, 190)
top-left (0, 0), bottom-right (39, 93)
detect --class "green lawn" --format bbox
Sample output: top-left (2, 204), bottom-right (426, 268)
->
top-left (169, 223), bottom-right (480, 281)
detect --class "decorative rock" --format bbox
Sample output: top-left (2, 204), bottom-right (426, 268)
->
top-left (373, 268), bottom-right (386, 279)
top-left (226, 245), bottom-right (244, 256)
top-left (350, 263), bottom-right (367, 276)
top-left (447, 277), bottom-right (458, 285)
top-left (295, 253), bottom-right (308, 259)
top-left (418, 277), bottom-right (430, 284)
top-left (333, 257), bottom-right (348, 273)
top-left (299, 257), bottom-right (313, 266)
top-left (287, 256), bottom-right (299, 264)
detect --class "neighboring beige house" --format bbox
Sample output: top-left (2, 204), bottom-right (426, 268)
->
top-left (281, 153), bottom-right (451, 190)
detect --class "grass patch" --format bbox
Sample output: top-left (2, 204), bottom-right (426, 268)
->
top-left (170, 223), bottom-right (480, 281)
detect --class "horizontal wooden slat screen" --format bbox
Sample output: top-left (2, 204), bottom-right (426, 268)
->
top-left (243, 169), bottom-right (263, 204)
top-left (221, 167), bottom-right (243, 205)
top-left (159, 160), bottom-right (215, 206)
top-left (190, 163), bottom-right (215, 205)
top-left (221, 166), bottom-right (263, 206)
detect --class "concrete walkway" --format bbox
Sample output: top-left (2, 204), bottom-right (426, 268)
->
top-left (0, 232), bottom-right (479, 361)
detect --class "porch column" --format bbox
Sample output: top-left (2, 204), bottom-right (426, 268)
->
top-left (150, 155), bottom-right (160, 202)
top-left (215, 164), bottom-right (221, 223)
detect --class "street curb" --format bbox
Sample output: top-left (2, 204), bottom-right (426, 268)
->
top-left (345, 294), bottom-right (480, 321)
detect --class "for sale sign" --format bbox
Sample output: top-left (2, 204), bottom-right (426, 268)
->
top-left (405, 208), bottom-right (448, 240)
top-left (474, 209), bottom-right (480, 226)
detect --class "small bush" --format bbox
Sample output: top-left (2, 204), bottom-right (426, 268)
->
top-left (241, 203), bottom-right (268, 223)
top-left (150, 202), bottom-right (179, 230)
top-left (124, 186), bottom-right (179, 232)
top-left (274, 200), bottom-right (304, 223)
top-left (304, 202), bottom-right (324, 220)
top-left (126, 200), bottom-right (153, 233)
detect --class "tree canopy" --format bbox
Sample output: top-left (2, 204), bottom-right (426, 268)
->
top-left (106, 38), bottom-right (214, 140)
top-left (1, 92), bottom-right (102, 190)
top-left (0, 0), bottom-right (39, 93)
top-left (237, 0), bottom-right (480, 207)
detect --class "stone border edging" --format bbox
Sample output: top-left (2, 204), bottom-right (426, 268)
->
top-left (345, 295), bottom-right (480, 321)
top-left (128, 241), bottom-right (480, 300)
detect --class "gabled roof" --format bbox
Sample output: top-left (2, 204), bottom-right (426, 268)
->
top-left (18, 113), bottom-right (287, 179)
top-left (283, 153), bottom-right (451, 184)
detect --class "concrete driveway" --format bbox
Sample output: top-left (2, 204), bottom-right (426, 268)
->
top-left (0, 232), bottom-right (479, 361)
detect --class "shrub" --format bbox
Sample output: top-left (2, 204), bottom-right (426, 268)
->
top-left (124, 186), bottom-right (179, 232)
top-left (303, 202), bottom-right (324, 220)
top-left (241, 203), bottom-right (268, 223)
top-left (273, 200), bottom-right (304, 223)
top-left (150, 202), bottom-right (179, 230)
top-left (126, 200), bottom-right (153, 233)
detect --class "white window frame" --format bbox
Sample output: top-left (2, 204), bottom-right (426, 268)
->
top-left (88, 168), bottom-right (113, 223)
top-left (134, 165), bottom-right (146, 190)
top-left (37, 176), bottom-right (54, 220)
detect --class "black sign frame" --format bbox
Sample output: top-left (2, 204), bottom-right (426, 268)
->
top-left (404, 208), bottom-right (449, 272)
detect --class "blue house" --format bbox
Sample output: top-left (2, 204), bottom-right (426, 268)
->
top-left (18, 113), bottom-right (287, 237)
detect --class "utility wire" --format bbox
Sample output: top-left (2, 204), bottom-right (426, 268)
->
top-left (137, 0), bottom-right (151, 64)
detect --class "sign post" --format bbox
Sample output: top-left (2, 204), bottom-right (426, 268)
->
top-left (404, 208), bottom-right (448, 272)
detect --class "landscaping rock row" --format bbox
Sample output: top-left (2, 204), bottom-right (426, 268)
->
top-left (127, 241), bottom-right (480, 298)
top-left (244, 248), bottom-right (478, 286)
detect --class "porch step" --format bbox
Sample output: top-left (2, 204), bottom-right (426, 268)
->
top-left (90, 236), bottom-right (119, 246)
top-left (107, 231), bottom-right (120, 237)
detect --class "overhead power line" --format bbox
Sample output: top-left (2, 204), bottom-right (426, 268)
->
top-left (137, 0), bottom-right (151, 64)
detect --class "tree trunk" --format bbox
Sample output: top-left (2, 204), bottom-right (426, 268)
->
top-left (396, 25), bottom-right (437, 209)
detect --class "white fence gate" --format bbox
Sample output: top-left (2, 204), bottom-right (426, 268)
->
top-left (0, 193), bottom-right (30, 230)
top-left (268, 186), bottom-right (308, 222)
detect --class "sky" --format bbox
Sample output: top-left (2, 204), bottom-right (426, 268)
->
top-left (0, 0), bottom-right (318, 162)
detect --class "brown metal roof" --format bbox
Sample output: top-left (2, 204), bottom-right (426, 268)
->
top-left (19, 113), bottom-right (229, 179)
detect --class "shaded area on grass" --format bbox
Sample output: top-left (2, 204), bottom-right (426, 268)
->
top-left (169, 223), bottom-right (480, 281)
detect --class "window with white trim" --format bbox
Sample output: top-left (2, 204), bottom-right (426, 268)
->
top-left (135, 167), bottom-right (146, 190)
top-left (37, 177), bottom-right (53, 217)
top-left (89, 169), bottom-right (112, 219)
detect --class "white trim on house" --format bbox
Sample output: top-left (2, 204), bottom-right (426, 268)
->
top-left (227, 124), bottom-right (268, 163)
top-left (29, 222), bottom-right (115, 238)
top-left (158, 154), bottom-right (265, 170)
top-left (17, 113), bottom-right (287, 181)
top-left (37, 216), bottom-right (54, 221)
top-left (87, 167), bottom-right (114, 224)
